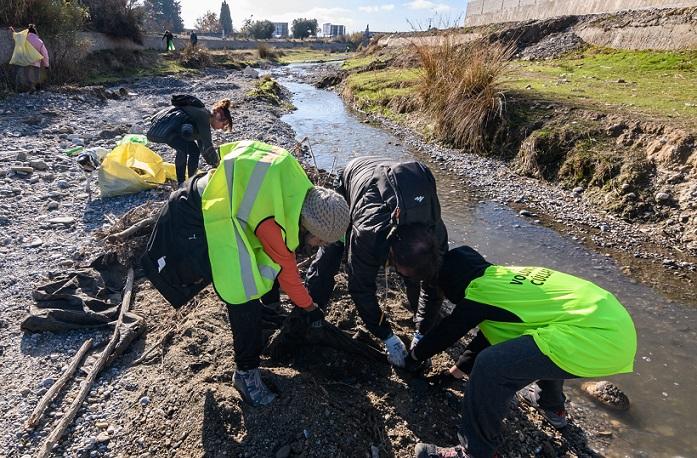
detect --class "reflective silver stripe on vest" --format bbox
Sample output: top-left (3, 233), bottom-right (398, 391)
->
top-left (259, 264), bottom-right (279, 281)
top-left (234, 222), bottom-right (258, 299)
top-left (237, 160), bottom-right (272, 223)
top-left (223, 154), bottom-right (258, 299)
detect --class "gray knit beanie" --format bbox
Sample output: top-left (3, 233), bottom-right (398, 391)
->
top-left (301, 186), bottom-right (350, 243)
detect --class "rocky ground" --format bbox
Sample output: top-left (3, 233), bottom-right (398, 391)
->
top-left (0, 64), bottom-right (653, 458)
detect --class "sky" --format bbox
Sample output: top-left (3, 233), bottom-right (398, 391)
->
top-left (180, 0), bottom-right (468, 33)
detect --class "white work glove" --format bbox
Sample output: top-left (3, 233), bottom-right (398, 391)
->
top-left (410, 331), bottom-right (424, 351)
top-left (383, 334), bottom-right (408, 368)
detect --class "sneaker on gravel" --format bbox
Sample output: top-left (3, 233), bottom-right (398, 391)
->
top-left (233, 368), bottom-right (277, 407)
top-left (517, 384), bottom-right (568, 429)
top-left (415, 443), bottom-right (473, 458)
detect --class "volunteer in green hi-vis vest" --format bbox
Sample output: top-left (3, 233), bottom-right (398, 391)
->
top-left (141, 140), bottom-right (350, 407)
top-left (401, 246), bottom-right (637, 458)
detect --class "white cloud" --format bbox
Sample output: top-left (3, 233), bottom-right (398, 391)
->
top-left (404, 0), bottom-right (451, 12)
top-left (359, 4), bottom-right (396, 13)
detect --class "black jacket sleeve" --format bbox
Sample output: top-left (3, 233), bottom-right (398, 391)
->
top-left (412, 298), bottom-right (522, 361)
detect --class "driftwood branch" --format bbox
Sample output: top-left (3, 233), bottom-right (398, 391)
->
top-left (37, 267), bottom-right (135, 458)
top-left (106, 217), bottom-right (155, 243)
top-left (25, 338), bottom-right (94, 431)
top-left (132, 328), bottom-right (174, 365)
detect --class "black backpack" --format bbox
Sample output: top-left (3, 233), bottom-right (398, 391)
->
top-left (171, 94), bottom-right (205, 108)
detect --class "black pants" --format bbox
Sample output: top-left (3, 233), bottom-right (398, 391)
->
top-left (305, 240), bottom-right (443, 339)
top-left (225, 284), bottom-right (280, 371)
top-left (168, 136), bottom-right (200, 184)
top-left (458, 335), bottom-right (576, 458)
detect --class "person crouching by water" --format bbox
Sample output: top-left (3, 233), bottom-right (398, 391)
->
top-left (147, 95), bottom-right (232, 186)
top-left (141, 140), bottom-right (350, 407)
top-left (401, 246), bottom-right (637, 458)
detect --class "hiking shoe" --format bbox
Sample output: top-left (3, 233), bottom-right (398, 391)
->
top-left (233, 369), bottom-right (277, 407)
top-left (383, 334), bottom-right (408, 367)
top-left (415, 443), bottom-right (472, 458)
top-left (517, 384), bottom-right (568, 429)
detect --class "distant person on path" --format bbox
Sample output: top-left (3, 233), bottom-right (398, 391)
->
top-left (190, 31), bottom-right (198, 47)
top-left (9, 25), bottom-right (50, 91)
top-left (305, 157), bottom-right (448, 368)
top-left (162, 30), bottom-right (175, 51)
top-left (146, 95), bottom-right (232, 185)
top-left (404, 245), bottom-right (637, 458)
top-left (141, 140), bottom-right (350, 407)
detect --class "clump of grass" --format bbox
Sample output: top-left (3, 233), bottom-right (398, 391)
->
top-left (412, 35), bottom-right (514, 153)
top-left (257, 43), bottom-right (283, 60)
top-left (177, 45), bottom-right (212, 69)
top-left (248, 75), bottom-right (284, 105)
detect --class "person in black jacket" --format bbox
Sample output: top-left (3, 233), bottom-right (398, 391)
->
top-left (305, 156), bottom-right (448, 367)
top-left (147, 95), bottom-right (232, 185)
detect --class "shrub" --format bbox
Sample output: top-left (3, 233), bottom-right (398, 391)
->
top-left (177, 45), bottom-right (212, 68)
top-left (257, 43), bottom-right (282, 60)
top-left (82, 0), bottom-right (144, 43)
top-left (411, 35), bottom-right (513, 153)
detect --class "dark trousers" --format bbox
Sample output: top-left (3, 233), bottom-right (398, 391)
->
top-left (168, 137), bottom-right (200, 184)
top-left (305, 240), bottom-right (443, 339)
top-left (459, 335), bottom-right (576, 458)
top-left (225, 284), bottom-right (280, 371)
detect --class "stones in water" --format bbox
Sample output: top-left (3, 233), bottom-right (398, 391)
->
top-left (580, 380), bottom-right (630, 411)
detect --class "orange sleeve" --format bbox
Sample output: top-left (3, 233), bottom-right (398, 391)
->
top-left (256, 219), bottom-right (313, 309)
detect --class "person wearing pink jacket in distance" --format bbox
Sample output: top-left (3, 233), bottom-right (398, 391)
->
top-left (9, 24), bottom-right (50, 91)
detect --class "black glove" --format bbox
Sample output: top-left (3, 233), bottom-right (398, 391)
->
top-left (303, 305), bottom-right (324, 328)
top-left (404, 350), bottom-right (426, 373)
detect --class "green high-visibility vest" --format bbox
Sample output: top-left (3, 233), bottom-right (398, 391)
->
top-left (466, 265), bottom-right (637, 378)
top-left (201, 140), bottom-right (313, 305)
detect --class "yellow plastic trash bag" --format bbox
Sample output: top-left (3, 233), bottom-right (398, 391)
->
top-left (98, 142), bottom-right (176, 197)
top-left (10, 30), bottom-right (43, 66)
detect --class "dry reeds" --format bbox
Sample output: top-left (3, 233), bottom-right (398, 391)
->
top-left (411, 35), bottom-right (514, 154)
top-left (178, 45), bottom-right (212, 68)
top-left (257, 43), bottom-right (282, 60)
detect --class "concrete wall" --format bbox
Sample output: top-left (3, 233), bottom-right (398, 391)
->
top-left (0, 30), bottom-right (348, 65)
top-left (465, 0), bottom-right (697, 26)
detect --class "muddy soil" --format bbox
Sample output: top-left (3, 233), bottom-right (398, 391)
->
top-left (0, 67), bottom-right (620, 458)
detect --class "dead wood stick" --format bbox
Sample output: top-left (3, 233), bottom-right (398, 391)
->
top-left (37, 267), bottom-right (134, 458)
top-left (106, 217), bottom-right (155, 243)
top-left (25, 338), bottom-right (94, 431)
top-left (132, 328), bottom-right (175, 365)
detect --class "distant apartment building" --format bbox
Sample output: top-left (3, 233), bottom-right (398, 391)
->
top-left (322, 23), bottom-right (346, 37)
top-left (272, 22), bottom-right (289, 38)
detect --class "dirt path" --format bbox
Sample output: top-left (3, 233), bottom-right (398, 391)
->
top-left (2, 68), bottom-right (621, 458)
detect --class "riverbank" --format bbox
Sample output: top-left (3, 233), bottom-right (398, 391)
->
top-left (0, 65), bottom-right (629, 457)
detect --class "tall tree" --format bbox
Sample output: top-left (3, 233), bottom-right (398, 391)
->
top-left (220, 0), bottom-right (233, 37)
top-left (242, 20), bottom-right (274, 39)
top-left (195, 10), bottom-right (221, 33)
top-left (291, 18), bottom-right (318, 39)
top-left (144, 0), bottom-right (183, 32)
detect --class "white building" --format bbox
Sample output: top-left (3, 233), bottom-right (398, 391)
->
top-left (272, 22), bottom-right (288, 38)
top-left (322, 23), bottom-right (346, 37)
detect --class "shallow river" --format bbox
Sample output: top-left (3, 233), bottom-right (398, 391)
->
top-left (273, 63), bottom-right (697, 457)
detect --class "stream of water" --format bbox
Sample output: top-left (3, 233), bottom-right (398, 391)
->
top-left (273, 63), bottom-right (697, 457)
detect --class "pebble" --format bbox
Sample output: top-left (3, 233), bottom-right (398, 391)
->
top-left (275, 444), bottom-right (291, 458)
top-left (96, 432), bottom-right (111, 443)
top-left (55, 179), bottom-right (70, 189)
top-left (655, 192), bottom-right (671, 202)
top-left (48, 216), bottom-right (76, 225)
top-left (519, 209), bottom-right (533, 217)
top-left (30, 160), bottom-right (49, 171)
top-left (27, 237), bottom-right (44, 247)
top-left (47, 201), bottom-right (60, 210)
top-left (572, 186), bottom-right (584, 193)
top-left (139, 396), bottom-right (151, 406)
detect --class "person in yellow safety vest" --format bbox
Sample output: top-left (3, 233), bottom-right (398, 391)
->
top-left (141, 140), bottom-right (350, 406)
top-left (401, 246), bottom-right (637, 458)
